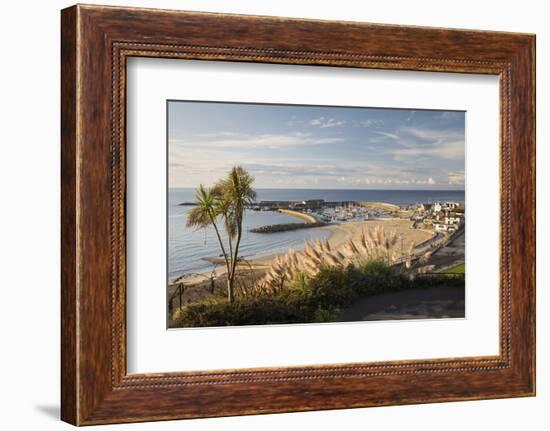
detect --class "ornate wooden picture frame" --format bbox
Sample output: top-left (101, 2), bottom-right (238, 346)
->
top-left (61, 4), bottom-right (535, 425)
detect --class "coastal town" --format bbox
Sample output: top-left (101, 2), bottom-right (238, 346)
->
top-left (245, 198), bottom-right (465, 277)
top-left (248, 198), bottom-right (464, 234)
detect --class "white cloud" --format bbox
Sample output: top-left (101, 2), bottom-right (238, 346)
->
top-left (310, 116), bottom-right (345, 128)
top-left (168, 109), bottom-right (465, 189)
top-left (172, 132), bottom-right (344, 150)
top-left (360, 119), bottom-right (383, 127)
top-left (448, 171), bottom-right (465, 184)
top-left (375, 131), bottom-right (400, 140)
top-left (401, 126), bottom-right (463, 142)
top-left (196, 131), bottom-right (239, 138)
top-left (412, 177), bottom-right (436, 185)
top-left (169, 153), bottom-right (458, 189)
top-left (392, 140), bottom-right (464, 160)
top-left (390, 126), bottom-right (465, 161)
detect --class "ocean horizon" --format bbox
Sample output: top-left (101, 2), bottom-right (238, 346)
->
top-left (168, 188), bottom-right (465, 279)
top-left (170, 187), bottom-right (465, 206)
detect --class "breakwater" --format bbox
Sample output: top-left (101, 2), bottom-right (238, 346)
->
top-left (250, 221), bottom-right (326, 234)
top-left (250, 209), bottom-right (324, 233)
top-left (277, 209), bottom-right (317, 224)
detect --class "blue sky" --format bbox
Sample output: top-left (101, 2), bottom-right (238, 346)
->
top-left (168, 101), bottom-right (465, 190)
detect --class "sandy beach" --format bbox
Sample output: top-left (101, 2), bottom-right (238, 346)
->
top-left (323, 218), bottom-right (433, 252)
top-left (169, 218), bottom-right (434, 287)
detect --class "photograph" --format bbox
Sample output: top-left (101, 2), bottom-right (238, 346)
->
top-left (167, 101), bottom-right (466, 328)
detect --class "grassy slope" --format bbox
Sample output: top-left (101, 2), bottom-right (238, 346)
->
top-left (445, 263), bottom-right (465, 274)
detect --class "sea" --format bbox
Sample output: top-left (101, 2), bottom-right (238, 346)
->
top-left (168, 188), bottom-right (465, 278)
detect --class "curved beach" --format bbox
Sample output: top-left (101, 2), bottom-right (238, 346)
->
top-left (252, 218), bottom-right (433, 264)
top-left (171, 218), bottom-right (434, 286)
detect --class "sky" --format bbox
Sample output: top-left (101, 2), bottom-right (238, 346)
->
top-left (168, 101), bottom-right (465, 190)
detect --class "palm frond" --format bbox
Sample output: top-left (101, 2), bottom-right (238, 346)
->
top-left (186, 184), bottom-right (215, 229)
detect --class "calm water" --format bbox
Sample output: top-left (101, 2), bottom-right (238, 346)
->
top-left (168, 188), bottom-right (465, 278)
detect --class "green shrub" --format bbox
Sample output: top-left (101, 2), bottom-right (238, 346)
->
top-left (313, 306), bottom-right (341, 322)
top-left (306, 266), bottom-right (354, 309)
top-left (176, 296), bottom-right (314, 327)
top-left (173, 260), bottom-right (465, 327)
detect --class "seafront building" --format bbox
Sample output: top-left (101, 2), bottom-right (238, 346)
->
top-left (250, 198), bottom-right (464, 230)
top-left (419, 201), bottom-right (464, 233)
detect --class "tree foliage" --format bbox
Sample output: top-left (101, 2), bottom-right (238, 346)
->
top-left (186, 166), bottom-right (256, 303)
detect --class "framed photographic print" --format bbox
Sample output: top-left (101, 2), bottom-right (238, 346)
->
top-left (61, 4), bottom-right (535, 425)
top-left (165, 101), bottom-right (467, 329)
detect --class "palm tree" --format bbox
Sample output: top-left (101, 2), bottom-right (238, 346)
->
top-left (186, 167), bottom-right (256, 303)
top-left (186, 185), bottom-right (231, 289)
top-left (214, 166), bottom-right (257, 302)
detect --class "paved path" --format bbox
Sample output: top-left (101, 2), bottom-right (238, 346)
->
top-left (429, 231), bottom-right (465, 271)
top-left (337, 286), bottom-right (465, 322)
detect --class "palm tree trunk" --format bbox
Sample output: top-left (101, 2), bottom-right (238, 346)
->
top-left (228, 211), bottom-right (243, 303)
top-left (208, 215), bottom-right (232, 290)
top-left (225, 233), bottom-right (234, 303)
top-left (226, 279), bottom-right (234, 303)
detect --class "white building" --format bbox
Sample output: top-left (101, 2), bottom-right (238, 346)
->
top-left (444, 201), bottom-right (460, 210)
top-left (434, 223), bottom-right (457, 233)
top-left (444, 215), bottom-right (462, 225)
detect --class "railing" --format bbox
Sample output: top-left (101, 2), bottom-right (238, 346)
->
top-left (168, 271), bottom-right (218, 313)
top-left (416, 272), bottom-right (465, 278)
top-left (391, 224), bottom-right (464, 268)
top-left (168, 283), bottom-right (186, 314)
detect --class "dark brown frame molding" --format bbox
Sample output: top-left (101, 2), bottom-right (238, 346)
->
top-left (61, 4), bottom-right (536, 425)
